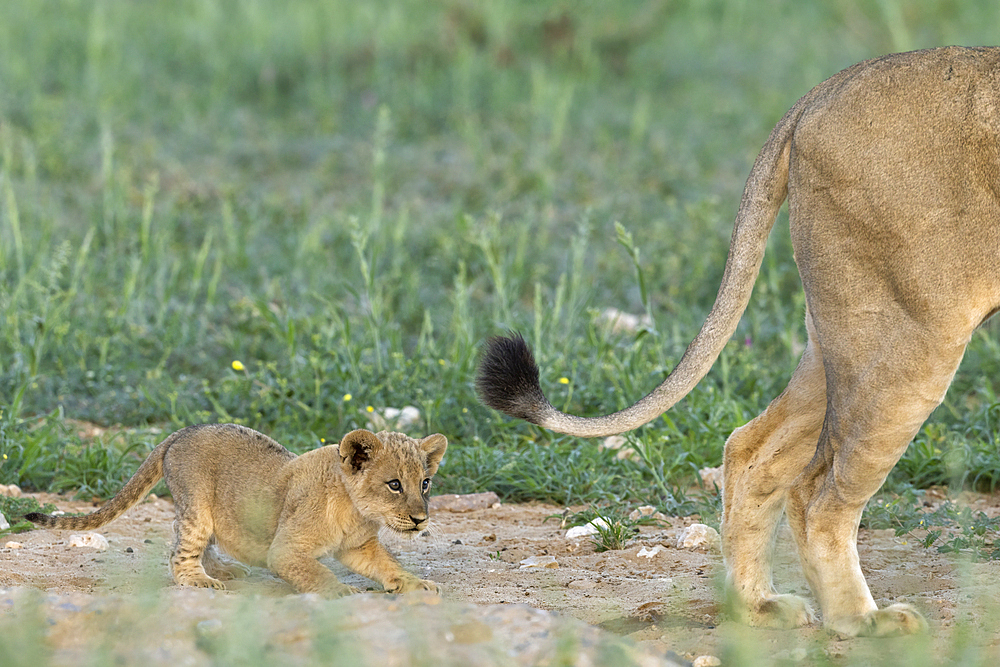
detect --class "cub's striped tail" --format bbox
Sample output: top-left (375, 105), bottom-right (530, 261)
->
top-left (23, 433), bottom-right (176, 531)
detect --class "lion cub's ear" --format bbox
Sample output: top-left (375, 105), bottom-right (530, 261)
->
top-left (339, 429), bottom-right (383, 474)
top-left (418, 434), bottom-right (448, 476)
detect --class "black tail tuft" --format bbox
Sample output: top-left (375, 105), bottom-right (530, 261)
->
top-left (22, 512), bottom-right (55, 527)
top-left (475, 333), bottom-right (551, 423)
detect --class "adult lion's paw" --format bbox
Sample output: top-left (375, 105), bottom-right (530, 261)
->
top-left (736, 593), bottom-right (817, 629)
top-left (827, 603), bottom-right (928, 638)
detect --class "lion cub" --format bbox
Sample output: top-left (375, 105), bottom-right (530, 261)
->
top-left (25, 424), bottom-right (448, 597)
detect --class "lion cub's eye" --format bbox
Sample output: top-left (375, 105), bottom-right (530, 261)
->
top-left (422, 478), bottom-right (431, 492)
top-left (386, 480), bottom-right (402, 492)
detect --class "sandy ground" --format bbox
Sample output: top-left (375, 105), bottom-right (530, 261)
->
top-left (2, 490), bottom-right (1000, 666)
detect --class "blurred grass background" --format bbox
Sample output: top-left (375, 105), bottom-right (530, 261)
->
top-left (0, 0), bottom-right (998, 509)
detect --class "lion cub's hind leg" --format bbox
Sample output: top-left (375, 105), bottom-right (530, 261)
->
top-left (722, 327), bottom-right (826, 629)
top-left (169, 510), bottom-right (226, 590)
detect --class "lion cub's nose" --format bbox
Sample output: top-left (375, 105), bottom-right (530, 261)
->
top-left (410, 514), bottom-right (427, 527)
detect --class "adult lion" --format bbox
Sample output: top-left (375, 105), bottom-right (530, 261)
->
top-left (476, 46), bottom-right (1000, 637)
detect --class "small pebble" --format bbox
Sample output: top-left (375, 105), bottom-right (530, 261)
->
top-left (4, 542), bottom-right (22, 550)
top-left (125, 547), bottom-right (134, 553)
top-left (698, 466), bottom-right (724, 491)
top-left (636, 545), bottom-right (667, 559)
top-left (70, 533), bottom-right (109, 551)
top-left (629, 505), bottom-right (657, 521)
top-left (565, 518), bottom-right (609, 539)
top-left (676, 524), bottom-right (721, 551)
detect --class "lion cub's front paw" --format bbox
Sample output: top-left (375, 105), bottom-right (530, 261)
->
top-left (319, 581), bottom-right (361, 599)
top-left (176, 574), bottom-right (227, 591)
top-left (386, 577), bottom-right (442, 595)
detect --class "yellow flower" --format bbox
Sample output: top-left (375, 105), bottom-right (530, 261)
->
top-left (320, 438), bottom-right (326, 444)
top-left (558, 377), bottom-right (570, 385)
top-left (366, 406), bottom-right (375, 413)
top-left (231, 360), bottom-right (245, 372)
top-left (462, 407), bottom-right (468, 413)
top-left (343, 393), bottom-right (352, 402)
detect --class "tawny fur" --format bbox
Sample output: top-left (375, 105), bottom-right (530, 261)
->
top-left (26, 424), bottom-right (448, 597)
top-left (477, 46), bottom-right (1000, 637)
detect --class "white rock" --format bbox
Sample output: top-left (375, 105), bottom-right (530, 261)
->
top-left (636, 545), bottom-right (667, 559)
top-left (676, 523), bottom-right (721, 551)
top-left (519, 555), bottom-right (558, 569)
top-left (693, 656), bottom-right (721, 667)
top-left (630, 506), bottom-right (671, 524)
top-left (629, 505), bottom-right (658, 521)
top-left (70, 533), bottom-right (109, 551)
top-left (367, 406), bottom-right (421, 431)
top-left (599, 435), bottom-right (638, 461)
top-left (565, 525), bottom-right (595, 539)
top-left (565, 517), bottom-right (610, 539)
top-left (699, 465), bottom-right (724, 491)
top-left (0, 484), bottom-right (22, 498)
top-left (4, 542), bottom-right (22, 549)
top-left (0, 513), bottom-right (9, 531)
top-left (597, 307), bottom-right (653, 334)
top-left (600, 435), bottom-right (627, 451)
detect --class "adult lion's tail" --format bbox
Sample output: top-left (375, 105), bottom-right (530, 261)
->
top-left (23, 431), bottom-right (178, 531)
top-left (476, 98), bottom-right (809, 438)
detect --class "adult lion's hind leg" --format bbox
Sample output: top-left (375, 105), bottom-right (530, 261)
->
top-left (786, 321), bottom-right (968, 637)
top-left (723, 320), bottom-right (827, 629)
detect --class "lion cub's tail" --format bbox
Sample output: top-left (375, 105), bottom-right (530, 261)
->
top-left (23, 431), bottom-right (178, 531)
top-left (477, 94), bottom-right (814, 438)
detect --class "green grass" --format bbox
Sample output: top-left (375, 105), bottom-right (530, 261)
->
top-left (1, 0), bottom-right (999, 559)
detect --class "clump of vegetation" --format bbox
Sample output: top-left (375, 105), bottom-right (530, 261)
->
top-left (589, 512), bottom-right (640, 552)
top-left (863, 488), bottom-right (1000, 561)
top-left (0, 496), bottom-right (56, 535)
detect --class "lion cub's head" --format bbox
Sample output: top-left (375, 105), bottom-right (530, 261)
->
top-left (338, 429), bottom-right (448, 534)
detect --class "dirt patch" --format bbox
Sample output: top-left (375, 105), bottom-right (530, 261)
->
top-left (2, 492), bottom-right (1000, 665)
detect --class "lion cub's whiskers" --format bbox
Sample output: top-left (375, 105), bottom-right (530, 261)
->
top-left (378, 521), bottom-right (444, 547)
